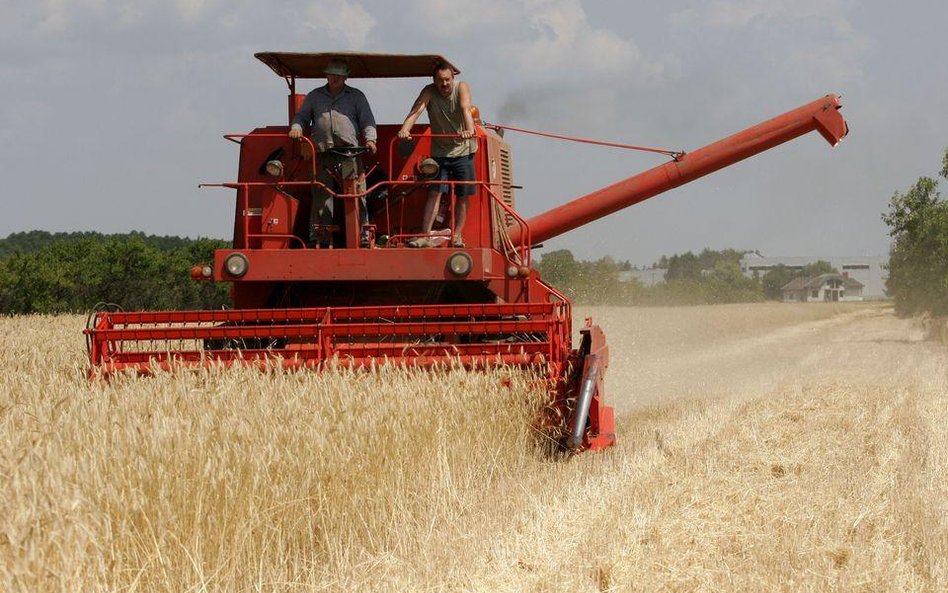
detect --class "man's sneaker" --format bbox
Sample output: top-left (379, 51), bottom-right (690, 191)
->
top-left (407, 237), bottom-right (430, 248)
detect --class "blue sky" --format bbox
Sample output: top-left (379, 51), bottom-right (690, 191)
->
top-left (2, 0), bottom-right (946, 265)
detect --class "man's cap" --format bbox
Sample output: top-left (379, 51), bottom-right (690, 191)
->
top-left (325, 59), bottom-right (350, 76)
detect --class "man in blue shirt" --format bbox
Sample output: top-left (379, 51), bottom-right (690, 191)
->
top-left (290, 59), bottom-right (377, 247)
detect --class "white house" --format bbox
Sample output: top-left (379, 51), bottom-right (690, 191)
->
top-left (781, 273), bottom-right (864, 302)
top-left (740, 253), bottom-right (887, 299)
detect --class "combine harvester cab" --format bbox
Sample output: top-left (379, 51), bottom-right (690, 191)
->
top-left (85, 52), bottom-right (848, 453)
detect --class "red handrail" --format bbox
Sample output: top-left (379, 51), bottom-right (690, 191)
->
top-left (202, 130), bottom-right (533, 255)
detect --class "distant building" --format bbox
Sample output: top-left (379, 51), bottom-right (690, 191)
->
top-left (781, 273), bottom-right (864, 302)
top-left (618, 268), bottom-right (667, 287)
top-left (740, 253), bottom-right (887, 299)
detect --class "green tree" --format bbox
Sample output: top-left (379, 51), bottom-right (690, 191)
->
top-left (0, 232), bottom-right (229, 314)
top-left (665, 251), bottom-right (702, 280)
top-left (761, 264), bottom-right (796, 300)
top-left (702, 260), bottom-right (763, 303)
top-left (536, 247), bottom-right (767, 306)
top-left (882, 153), bottom-right (948, 315)
top-left (536, 249), bottom-right (580, 292)
top-left (802, 260), bottom-right (837, 277)
top-left (576, 256), bottom-right (622, 303)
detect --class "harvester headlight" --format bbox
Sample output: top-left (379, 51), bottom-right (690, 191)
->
top-left (447, 252), bottom-right (473, 277)
top-left (201, 265), bottom-right (213, 278)
top-left (224, 253), bottom-right (249, 278)
top-left (265, 159), bottom-right (284, 177)
top-left (418, 158), bottom-right (440, 178)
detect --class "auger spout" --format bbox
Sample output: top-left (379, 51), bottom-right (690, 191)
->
top-left (509, 94), bottom-right (848, 246)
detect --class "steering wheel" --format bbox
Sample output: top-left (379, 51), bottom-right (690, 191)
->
top-left (327, 146), bottom-right (371, 159)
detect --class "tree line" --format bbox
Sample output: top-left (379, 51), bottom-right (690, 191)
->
top-left (1, 230), bottom-right (858, 314)
top-left (535, 248), bottom-right (837, 306)
top-left (882, 148), bottom-right (948, 316)
top-left (0, 231), bottom-right (229, 314)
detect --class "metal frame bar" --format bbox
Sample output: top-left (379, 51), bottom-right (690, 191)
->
top-left (85, 302), bottom-right (568, 377)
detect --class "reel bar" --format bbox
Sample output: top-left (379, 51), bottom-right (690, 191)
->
top-left (95, 302), bottom-right (557, 325)
top-left (86, 302), bottom-right (567, 377)
top-left (90, 319), bottom-right (552, 342)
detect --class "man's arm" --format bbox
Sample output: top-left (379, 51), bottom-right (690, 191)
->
top-left (397, 87), bottom-right (432, 140)
top-left (289, 93), bottom-right (313, 139)
top-left (355, 91), bottom-right (378, 153)
top-left (458, 81), bottom-right (475, 139)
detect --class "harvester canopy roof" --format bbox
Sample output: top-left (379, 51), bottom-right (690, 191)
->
top-left (254, 52), bottom-right (460, 79)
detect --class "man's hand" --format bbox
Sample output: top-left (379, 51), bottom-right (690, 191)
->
top-left (288, 126), bottom-right (302, 140)
top-left (397, 128), bottom-right (412, 141)
top-left (366, 140), bottom-right (377, 154)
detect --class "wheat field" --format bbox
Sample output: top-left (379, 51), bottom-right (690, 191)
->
top-left (2, 303), bottom-right (946, 592)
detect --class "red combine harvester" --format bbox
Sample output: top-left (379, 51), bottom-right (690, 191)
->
top-left (85, 52), bottom-right (848, 452)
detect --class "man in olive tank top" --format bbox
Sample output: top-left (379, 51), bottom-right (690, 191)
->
top-left (397, 62), bottom-right (476, 248)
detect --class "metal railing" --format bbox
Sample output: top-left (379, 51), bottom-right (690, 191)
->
top-left (200, 130), bottom-right (531, 266)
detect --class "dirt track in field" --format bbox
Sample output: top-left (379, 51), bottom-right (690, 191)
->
top-left (585, 303), bottom-right (925, 409)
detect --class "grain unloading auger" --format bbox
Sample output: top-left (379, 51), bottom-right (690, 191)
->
top-left (84, 52), bottom-right (848, 452)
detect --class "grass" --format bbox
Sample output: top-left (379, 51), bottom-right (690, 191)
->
top-left (1, 303), bottom-right (945, 591)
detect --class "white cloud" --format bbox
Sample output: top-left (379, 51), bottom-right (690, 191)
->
top-left (409, 0), bottom-right (516, 37)
top-left (35, 0), bottom-right (73, 34)
top-left (704, 0), bottom-right (774, 28)
top-left (675, 0), bottom-right (858, 30)
top-left (406, 0), bottom-right (661, 84)
top-left (783, 36), bottom-right (869, 88)
top-left (114, 1), bottom-right (149, 28)
top-left (669, 0), bottom-right (869, 89)
top-left (175, 0), bottom-right (216, 24)
top-left (302, 0), bottom-right (376, 48)
top-left (504, 0), bottom-right (660, 84)
top-left (22, 0), bottom-right (228, 35)
top-left (0, 98), bottom-right (53, 144)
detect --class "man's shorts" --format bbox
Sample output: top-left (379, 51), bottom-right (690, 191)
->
top-left (434, 154), bottom-right (476, 197)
